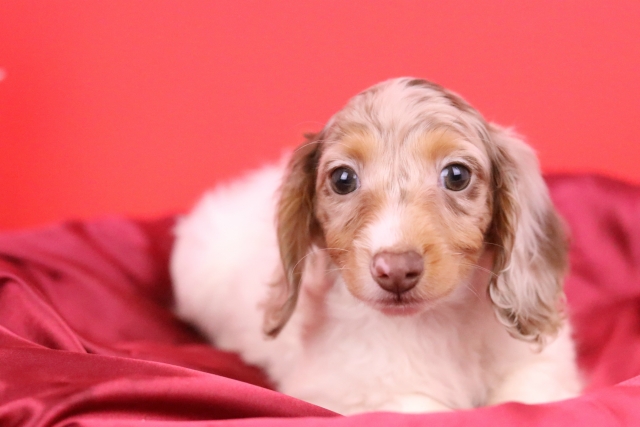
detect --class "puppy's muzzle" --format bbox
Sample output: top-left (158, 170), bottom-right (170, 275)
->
top-left (370, 251), bottom-right (424, 295)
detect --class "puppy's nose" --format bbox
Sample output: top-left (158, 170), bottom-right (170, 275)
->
top-left (370, 251), bottom-right (424, 294)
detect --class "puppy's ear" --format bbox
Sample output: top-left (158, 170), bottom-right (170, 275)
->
top-left (262, 133), bottom-right (324, 338)
top-left (485, 124), bottom-right (568, 345)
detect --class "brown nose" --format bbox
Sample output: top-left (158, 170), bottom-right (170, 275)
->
top-left (370, 251), bottom-right (424, 294)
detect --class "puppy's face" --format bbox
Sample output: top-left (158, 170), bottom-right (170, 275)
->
top-left (315, 125), bottom-right (492, 314)
top-left (266, 77), bottom-right (566, 343)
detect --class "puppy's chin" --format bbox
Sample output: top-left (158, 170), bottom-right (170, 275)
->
top-left (363, 291), bottom-right (437, 317)
top-left (375, 300), bottom-right (427, 316)
top-left (355, 282), bottom-right (460, 317)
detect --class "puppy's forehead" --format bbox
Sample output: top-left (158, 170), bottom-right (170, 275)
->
top-left (335, 78), bottom-right (483, 134)
top-left (326, 125), bottom-right (466, 159)
top-left (322, 78), bottom-right (489, 162)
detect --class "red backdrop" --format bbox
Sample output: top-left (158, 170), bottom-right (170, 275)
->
top-left (1, 1), bottom-right (639, 230)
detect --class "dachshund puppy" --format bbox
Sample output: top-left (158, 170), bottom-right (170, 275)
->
top-left (171, 77), bottom-right (581, 414)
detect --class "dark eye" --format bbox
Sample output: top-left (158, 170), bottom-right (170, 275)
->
top-left (440, 164), bottom-right (471, 191)
top-left (330, 167), bottom-right (359, 194)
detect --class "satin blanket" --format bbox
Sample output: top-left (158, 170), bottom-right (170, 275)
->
top-left (1, 175), bottom-right (639, 426)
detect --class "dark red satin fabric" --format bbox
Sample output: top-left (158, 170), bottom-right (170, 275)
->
top-left (1, 175), bottom-right (639, 426)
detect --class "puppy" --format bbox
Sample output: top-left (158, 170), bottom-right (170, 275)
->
top-left (171, 77), bottom-right (581, 414)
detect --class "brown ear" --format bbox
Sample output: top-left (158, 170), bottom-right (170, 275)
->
top-left (485, 124), bottom-right (568, 345)
top-left (262, 133), bottom-right (324, 337)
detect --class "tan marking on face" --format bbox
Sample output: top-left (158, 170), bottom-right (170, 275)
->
top-left (314, 123), bottom-right (493, 310)
top-left (414, 128), bottom-right (488, 179)
top-left (393, 188), bottom-right (489, 300)
top-left (417, 128), bottom-right (467, 163)
top-left (327, 193), bottom-right (382, 251)
top-left (315, 131), bottom-right (385, 295)
top-left (332, 125), bottom-right (379, 165)
top-left (412, 128), bottom-right (491, 215)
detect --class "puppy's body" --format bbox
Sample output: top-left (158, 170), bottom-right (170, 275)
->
top-left (171, 78), bottom-right (581, 414)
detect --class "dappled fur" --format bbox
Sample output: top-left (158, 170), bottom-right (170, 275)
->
top-left (171, 78), bottom-right (580, 414)
top-left (485, 126), bottom-right (567, 344)
top-left (263, 133), bottom-right (325, 337)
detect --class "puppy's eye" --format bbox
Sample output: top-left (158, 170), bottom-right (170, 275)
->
top-left (330, 167), bottom-right (359, 194)
top-left (440, 164), bottom-right (471, 191)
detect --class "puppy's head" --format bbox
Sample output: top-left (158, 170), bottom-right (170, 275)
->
top-left (264, 78), bottom-right (567, 345)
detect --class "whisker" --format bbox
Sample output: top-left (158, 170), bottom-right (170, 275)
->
top-left (463, 282), bottom-right (481, 299)
top-left (448, 250), bottom-right (499, 278)
top-left (290, 248), bottom-right (350, 274)
top-left (315, 247), bottom-right (350, 253)
top-left (292, 139), bottom-right (352, 155)
top-left (324, 267), bottom-right (354, 274)
top-left (457, 261), bottom-right (499, 279)
top-left (291, 139), bottom-right (325, 154)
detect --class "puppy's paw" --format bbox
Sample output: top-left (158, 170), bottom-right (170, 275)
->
top-left (377, 393), bottom-right (452, 414)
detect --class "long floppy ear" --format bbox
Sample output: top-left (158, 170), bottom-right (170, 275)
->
top-left (262, 133), bottom-right (324, 338)
top-left (485, 124), bottom-right (568, 346)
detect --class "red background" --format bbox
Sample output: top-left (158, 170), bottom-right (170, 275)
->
top-left (1, 1), bottom-right (639, 230)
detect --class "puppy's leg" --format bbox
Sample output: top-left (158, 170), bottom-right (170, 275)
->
top-left (488, 328), bottom-right (581, 405)
top-left (488, 355), bottom-right (582, 405)
top-left (488, 363), bottom-right (580, 405)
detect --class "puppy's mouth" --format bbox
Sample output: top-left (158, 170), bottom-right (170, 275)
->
top-left (371, 294), bottom-right (427, 316)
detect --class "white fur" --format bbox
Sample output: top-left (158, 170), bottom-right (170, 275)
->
top-left (366, 206), bottom-right (404, 252)
top-left (171, 78), bottom-right (581, 415)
